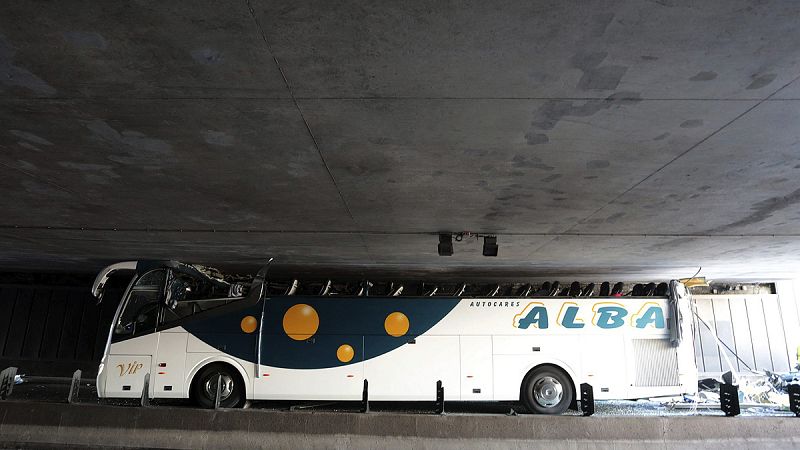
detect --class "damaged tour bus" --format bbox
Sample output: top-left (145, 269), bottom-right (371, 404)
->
top-left (92, 260), bottom-right (697, 414)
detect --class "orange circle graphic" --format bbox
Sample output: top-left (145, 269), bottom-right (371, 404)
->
top-left (240, 315), bottom-right (258, 334)
top-left (337, 344), bottom-right (355, 363)
top-left (282, 304), bottom-right (319, 340)
top-left (384, 311), bottom-right (410, 337)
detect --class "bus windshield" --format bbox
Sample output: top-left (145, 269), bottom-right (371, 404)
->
top-left (115, 269), bottom-right (165, 336)
top-left (114, 263), bottom-right (252, 337)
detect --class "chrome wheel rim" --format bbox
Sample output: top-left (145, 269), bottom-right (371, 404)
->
top-left (204, 373), bottom-right (234, 401)
top-left (533, 376), bottom-right (563, 408)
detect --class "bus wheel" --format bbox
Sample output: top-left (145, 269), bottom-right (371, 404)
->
top-left (520, 366), bottom-right (573, 415)
top-left (192, 363), bottom-right (245, 409)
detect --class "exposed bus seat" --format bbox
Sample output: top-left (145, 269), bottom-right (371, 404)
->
top-left (568, 281), bottom-right (581, 297)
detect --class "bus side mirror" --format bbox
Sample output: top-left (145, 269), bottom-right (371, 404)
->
top-left (91, 261), bottom-right (138, 304)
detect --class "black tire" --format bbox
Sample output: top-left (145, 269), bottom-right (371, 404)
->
top-left (520, 366), bottom-right (573, 415)
top-left (192, 363), bottom-right (245, 409)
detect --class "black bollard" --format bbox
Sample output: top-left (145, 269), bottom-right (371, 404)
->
top-left (580, 383), bottom-right (595, 416)
top-left (68, 369), bottom-right (82, 404)
top-left (140, 373), bottom-right (151, 407)
top-left (361, 379), bottom-right (370, 413)
top-left (214, 375), bottom-right (222, 409)
top-left (788, 384), bottom-right (800, 417)
top-left (435, 380), bottom-right (444, 414)
top-left (719, 382), bottom-right (740, 417)
top-left (0, 367), bottom-right (17, 400)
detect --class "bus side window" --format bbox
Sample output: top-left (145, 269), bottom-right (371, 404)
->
top-left (115, 269), bottom-right (165, 336)
top-left (159, 273), bottom-right (236, 325)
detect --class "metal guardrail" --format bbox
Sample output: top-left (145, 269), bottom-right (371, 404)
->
top-left (1, 367), bottom-right (82, 404)
top-left (2, 365), bottom-right (798, 417)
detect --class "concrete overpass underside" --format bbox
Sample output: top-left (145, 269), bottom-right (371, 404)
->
top-left (2, 1), bottom-right (800, 280)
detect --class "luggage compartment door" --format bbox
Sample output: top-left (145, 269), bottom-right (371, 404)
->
top-left (460, 335), bottom-right (493, 400)
top-left (153, 330), bottom-right (188, 398)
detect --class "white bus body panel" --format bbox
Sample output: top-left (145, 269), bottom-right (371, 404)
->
top-left (99, 294), bottom-right (696, 403)
top-left (364, 335), bottom-right (460, 401)
top-left (254, 364), bottom-right (363, 401)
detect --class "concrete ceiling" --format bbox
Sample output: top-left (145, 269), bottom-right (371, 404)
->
top-left (2, 0), bottom-right (800, 280)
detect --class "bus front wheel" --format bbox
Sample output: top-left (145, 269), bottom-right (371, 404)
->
top-left (192, 363), bottom-right (245, 409)
top-left (520, 366), bottom-right (573, 415)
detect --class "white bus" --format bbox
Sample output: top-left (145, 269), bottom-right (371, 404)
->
top-left (92, 261), bottom-right (697, 414)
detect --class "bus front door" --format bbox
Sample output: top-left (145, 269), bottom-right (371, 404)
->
top-left (103, 268), bottom-right (165, 398)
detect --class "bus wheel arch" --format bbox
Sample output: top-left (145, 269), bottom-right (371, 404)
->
top-left (519, 363), bottom-right (576, 415)
top-left (189, 360), bottom-right (247, 408)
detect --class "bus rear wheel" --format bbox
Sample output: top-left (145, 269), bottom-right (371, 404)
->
top-left (192, 363), bottom-right (245, 409)
top-left (521, 366), bottom-right (573, 415)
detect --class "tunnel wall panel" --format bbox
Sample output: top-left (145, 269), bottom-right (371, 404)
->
top-left (0, 277), bottom-right (126, 377)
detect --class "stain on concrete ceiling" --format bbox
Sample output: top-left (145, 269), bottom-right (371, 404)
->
top-left (1, 0), bottom-right (800, 279)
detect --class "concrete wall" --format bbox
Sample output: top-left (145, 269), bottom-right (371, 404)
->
top-left (2, 401), bottom-right (800, 450)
